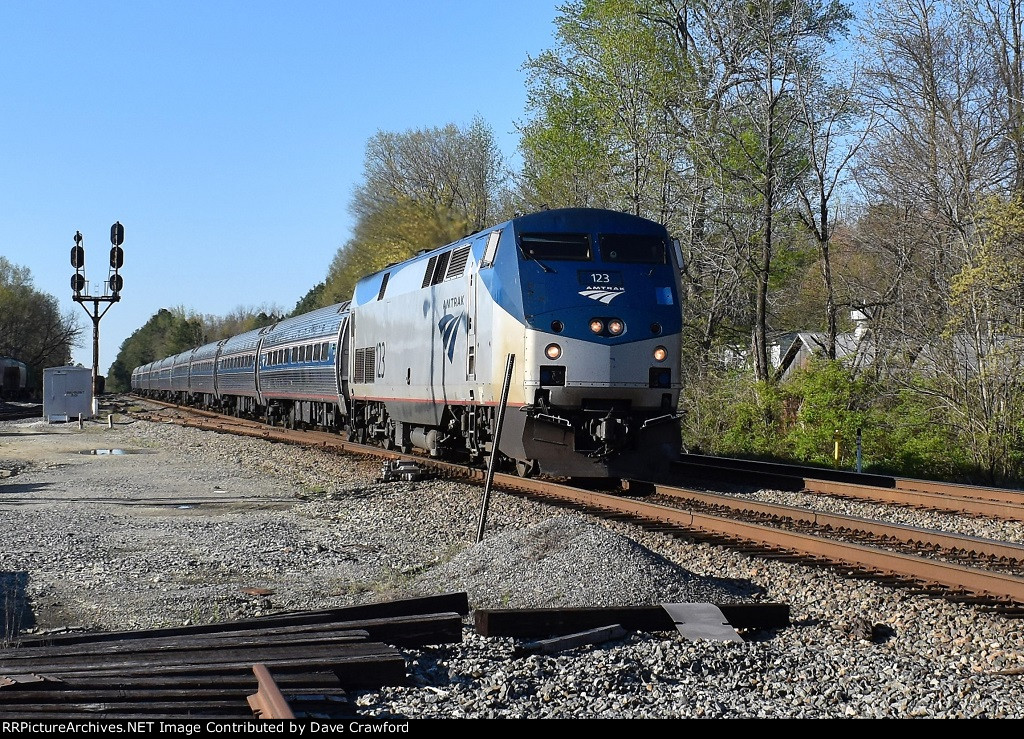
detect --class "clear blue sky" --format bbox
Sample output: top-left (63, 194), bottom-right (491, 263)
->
top-left (0, 0), bottom-right (561, 374)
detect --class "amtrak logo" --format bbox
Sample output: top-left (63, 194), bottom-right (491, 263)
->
top-left (579, 287), bottom-right (625, 304)
top-left (437, 312), bottom-right (465, 362)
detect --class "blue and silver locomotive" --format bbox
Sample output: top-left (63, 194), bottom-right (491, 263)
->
top-left (133, 208), bottom-right (684, 480)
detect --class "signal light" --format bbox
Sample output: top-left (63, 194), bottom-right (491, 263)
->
top-left (71, 245), bottom-right (85, 269)
top-left (71, 274), bottom-right (85, 294)
top-left (110, 246), bottom-right (124, 269)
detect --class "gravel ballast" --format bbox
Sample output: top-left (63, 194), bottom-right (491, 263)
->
top-left (2, 411), bottom-right (1024, 719)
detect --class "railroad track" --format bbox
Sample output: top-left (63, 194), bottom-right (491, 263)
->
top-left (0, 402), bottom-right (42, 422)
top-left (674, 453), bottom-right (1024, 516)
top-left (124, 397), bottom-right (1024, 612)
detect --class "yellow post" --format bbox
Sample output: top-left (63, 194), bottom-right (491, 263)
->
top-left (833, 429), bottom-right (841, 466)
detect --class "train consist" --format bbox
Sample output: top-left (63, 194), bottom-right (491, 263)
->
top-left (0, 356), bottom-right (28, 400)
top-left (132, 208), bottom-right (684, 479)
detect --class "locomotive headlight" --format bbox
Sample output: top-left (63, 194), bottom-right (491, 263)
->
top-left (589, 319), bottom-right (604, 334)
top-left (545, 343), bottom-right (562, 360)
top-left (608, 319), bottom-right (625, 335)
top-left (653, 346), bottom-right (668, 362)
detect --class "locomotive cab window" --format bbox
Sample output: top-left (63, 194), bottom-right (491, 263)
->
top-left (599, 234), bottom-right (666, 264)
top-left (520, 233), bottom-right (591, 261)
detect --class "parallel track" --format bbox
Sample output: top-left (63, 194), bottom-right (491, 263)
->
top-left (125, 397), bottom-right (1024, 611)
top-left (674, 454), bottom-right (1024, 517)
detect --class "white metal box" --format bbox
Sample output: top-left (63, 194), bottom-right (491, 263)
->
top-left (43, 366), bottom-right (94, 422)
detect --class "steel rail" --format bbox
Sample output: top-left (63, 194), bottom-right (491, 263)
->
top-left (674, 453), bottom-right (1024, 510)
top-left (801, 478), bottom-right (1024, 521)
top-left (127, 397), bottom-right (1024, 605)
top-left (654, 485), bottom-right (1024, 562)
top-left (247, 664), bottom-right (295, 720)
top-left (511, 481), bottom-right (1024, 604)
top-left (893, 477), bottom-right (1024, 503)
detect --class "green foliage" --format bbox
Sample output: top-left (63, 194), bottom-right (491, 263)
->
top-left (519, 0), bottom-right (688, 215)
top-left (291, 282), bottom-right (325, 317)
top-left (107, 306), bottom-right (281, 392)
top-left (722, 380), bottom-right (788, 457)
top-left (682, 358), bottom-right (985, 482)
top-left (0, 257), bottom-right (80, 390)
top-left (321, 198), bottom-right (471, 308)
top-left (680, 367), bottom-right (788, 458)
top-left (781, 359), bottom-right (868, 467)
top-left (518, 85), bottom-right (610, 209)
top-left (313, 120), bottom-right (511, 312)
top-left (862, 381), bottom-right (973, 481)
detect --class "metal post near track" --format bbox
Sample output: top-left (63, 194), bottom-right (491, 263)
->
top-left (856, 428), bottom-right (863, 473)
top-left (476, 353), bottom-right (515, 544)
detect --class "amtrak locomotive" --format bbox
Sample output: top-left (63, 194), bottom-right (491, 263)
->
top-left (132, 208), bottom-right (684, 479)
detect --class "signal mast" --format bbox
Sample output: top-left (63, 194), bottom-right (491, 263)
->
top-left (71, 222), bottom-right (125, 409)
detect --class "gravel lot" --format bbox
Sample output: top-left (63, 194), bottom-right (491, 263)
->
top-left (3, 406), bottom-right (1024, 719)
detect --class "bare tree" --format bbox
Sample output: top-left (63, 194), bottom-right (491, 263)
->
top-left (703, 0), bottom-right (853, 381)
top-left (854, 0), bottom-right (1024, 481)
top-left (977, 0), bottom-right (1024, 189)
top-left (794, 63), bottom-right (873, 360)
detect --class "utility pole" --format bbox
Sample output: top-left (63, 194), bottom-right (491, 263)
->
top-left (71, 222), bottom-right (125, 412)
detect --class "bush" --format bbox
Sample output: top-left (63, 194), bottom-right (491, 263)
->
top-left (680, 358), bottom-right (984, 483)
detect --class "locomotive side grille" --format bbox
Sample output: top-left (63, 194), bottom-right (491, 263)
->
top-left (431, 251), bottom-right (451, 285)
top-left (421, 256), bottom-right (438, 288)
top-left (353, 348), bottom-right (364, 383)
top-left (422, 251), bottom-right (454, 287)
top-left (354, 346), bottom-right (376, 384)
top-left (445, 245), bottom-right (471, 279)
top-left (364, 346), bottom-right (375, 383)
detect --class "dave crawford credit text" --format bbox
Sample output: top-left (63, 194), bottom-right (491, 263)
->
top-left (0, 722), bottom-right (412, 735)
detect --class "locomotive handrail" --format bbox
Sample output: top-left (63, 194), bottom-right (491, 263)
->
top-left (640, 413), bottom-right (678, 429)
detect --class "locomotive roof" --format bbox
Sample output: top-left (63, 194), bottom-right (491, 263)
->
top-left (356, 207), bottom-right (667, 283)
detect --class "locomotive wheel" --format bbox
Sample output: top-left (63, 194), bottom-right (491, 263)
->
top-left (515, 459), bottom-right (538, 478)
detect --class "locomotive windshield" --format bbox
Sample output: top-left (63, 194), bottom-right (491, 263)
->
top-left (520, 233), bottom-right (591, 261)
top-left (599, 234), bottom-right (667, 264)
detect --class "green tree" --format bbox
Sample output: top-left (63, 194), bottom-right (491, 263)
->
top-left (318, 120), bottom-right (511, 308)
top-left (935, 194), bottom-right (1024, 482)
top-left (108, 306), bottom-right (281, 392)
top-left (0, 257), bottom-right (81, 390)
top-left (519, 0), bottom-right (685, 215)
top-left (291, 282), bottom-right (325, 316)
